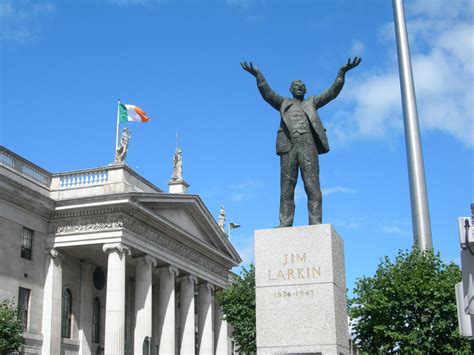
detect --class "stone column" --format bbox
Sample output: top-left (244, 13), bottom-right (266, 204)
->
top-left (133, 255), bottom-right (157, 355)
top-left (197, 283), bottom-right (214, 355)
top-left (178, 275), bottom-right (197, 354)
top-left (215, 303), bottom-right (230, 355)
top-left (103, 243), bottom-right (130, 355)
top-left (41, 248), bottom-right (63, 355)
top-left (152, 285), bottom-right (159, 354)
top-left (157, 266), bottom-right (179, 355)
top-left (79, 261), bottom-right (95, 355)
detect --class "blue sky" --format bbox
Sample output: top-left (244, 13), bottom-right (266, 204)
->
top-left (1, 0), bottom-right (473, 296)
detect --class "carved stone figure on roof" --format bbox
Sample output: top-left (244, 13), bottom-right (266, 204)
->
top-left (114, 128), bottom-right (131, 164)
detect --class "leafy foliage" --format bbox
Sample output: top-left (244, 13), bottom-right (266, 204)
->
top-left (0, 299), bottom-right (24, 354)
top-left (349, 249), bottom-right (470, 353)
top-left (216, 265), bottom-right (256, 354)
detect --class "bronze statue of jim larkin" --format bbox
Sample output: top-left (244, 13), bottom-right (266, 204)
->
top-left (241, 57), bottom-right (361, 228)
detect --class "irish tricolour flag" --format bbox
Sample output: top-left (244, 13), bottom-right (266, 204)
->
top-left (119, 103), bottom-right (151, 123)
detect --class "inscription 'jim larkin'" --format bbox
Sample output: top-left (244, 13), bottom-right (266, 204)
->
top-left (267, 253), bottom-right (321, 281)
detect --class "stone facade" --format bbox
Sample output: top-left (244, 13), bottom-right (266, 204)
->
top-left (0, 146), bottom-right (241, 355)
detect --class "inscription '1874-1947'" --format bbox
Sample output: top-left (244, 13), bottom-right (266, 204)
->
top-left (267, 253), bottom-right (321, 281)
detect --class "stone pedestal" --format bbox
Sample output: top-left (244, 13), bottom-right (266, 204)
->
top-left (168, 179), bottom-right (190, 194)
top-left (255, 224), bottom-right (349, 354)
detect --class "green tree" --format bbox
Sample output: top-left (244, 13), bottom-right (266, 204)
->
top-left (216, 265), bottom-right (256, 354)
top-left (349, 249), bottom-right (470, 354)
top-left (0, 299), bottom-right (25, 354)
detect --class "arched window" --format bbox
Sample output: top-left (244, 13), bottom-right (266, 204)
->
top-left (61, 288), bottom-right (72, 338)
top-left (92, 297), bottom-right (100, 343)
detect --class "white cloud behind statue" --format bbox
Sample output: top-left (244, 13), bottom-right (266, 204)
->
top-left (331, 0), bottom-right (474, 147)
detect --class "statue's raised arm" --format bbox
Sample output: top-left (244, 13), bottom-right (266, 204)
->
top-left (241, 61), bottom-right (284, 111)
top-left (313, 56), bottom-right (361, 109)
top-left (341, 57), bottom-right (361, 73)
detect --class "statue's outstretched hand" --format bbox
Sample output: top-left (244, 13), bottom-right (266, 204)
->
top-left (241, 61), bottom-right (260, 77)
top-left (341, 57), bottom-right (361, 73)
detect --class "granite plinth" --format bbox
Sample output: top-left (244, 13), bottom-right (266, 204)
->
top-left (255, 224), bottom-right (349, 354)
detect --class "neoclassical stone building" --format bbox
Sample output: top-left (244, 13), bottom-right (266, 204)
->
top-left (0, 146), bottom-right (241, 355)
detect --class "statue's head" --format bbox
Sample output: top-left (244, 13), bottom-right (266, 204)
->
top-left (290, 80), bottom-right (306, 99)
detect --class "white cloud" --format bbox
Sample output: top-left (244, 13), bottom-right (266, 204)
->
top-left (380, 221), bottom-right (412, 236)
top-left (407, 0), bottom-right (473, 19)
top-left (322, 186), bottom-right (356, 196)
top-left (332, 0), bottom-right (474, 147)
top-left (294, 185), bottom-right (355, 199)
top-left (0, 1), bottom-right (55, 42)
top-left (228, 178), bottom-right (260, 202)
top-left (381, 225), bottom-right (404, 234)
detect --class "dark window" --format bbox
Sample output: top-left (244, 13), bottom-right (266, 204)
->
top-left (61, 288), bottom-right (72, 338)
top-left (93, 268), bottom-right (105, 290)
top-left (18, 287), bottom-right (30, 330)
top-left (92, 297), bottom-right (100, 343)
top-left (21, 227), bottom-right (33, 260)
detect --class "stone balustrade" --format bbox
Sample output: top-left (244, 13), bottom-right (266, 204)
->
top-left (57, 169), bottom-right (109, 189)
top-left (1, 146), bottom-right (162, 197)
top-left (0, 146), bottom-right (52, 187)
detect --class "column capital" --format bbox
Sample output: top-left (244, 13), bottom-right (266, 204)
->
top-left (135, 255), bottom-right (157, 267)
top-left (198, 282), bottom-right (215, 292)
top-left (178, 274), bottom-right (198, 285)
top-left (46, 248), bottom-right (64, 263)
top-left (102, 242), bottom-right (131, 256)
top-left (157, 265), bottom-right (179, 278)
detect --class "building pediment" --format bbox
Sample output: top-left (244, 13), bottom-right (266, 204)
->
top-left (135, 194), bottom-right (241, 264)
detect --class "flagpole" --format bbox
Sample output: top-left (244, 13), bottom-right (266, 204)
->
top-left (115, 99), bottom-right (121, 150)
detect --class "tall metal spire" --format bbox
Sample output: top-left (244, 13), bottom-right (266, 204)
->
top-left (393, 0), bottom-right (433, 250)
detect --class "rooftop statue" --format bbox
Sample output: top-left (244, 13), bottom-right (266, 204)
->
top-left (114, 127), bottom-right (131, 164)
top-left (171, 147), bottom-right (183, 182)
top-left (218, 205), bottom-right (226, 232)
top-left (241, 57), bottom-right (361, 227)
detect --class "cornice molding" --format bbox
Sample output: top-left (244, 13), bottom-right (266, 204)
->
top-left (50, 213), bottom-right (230, 278)
top-left (0, 189), bottom-right (51, 218)
top-left (51, 206), bottom-right (126, 220)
